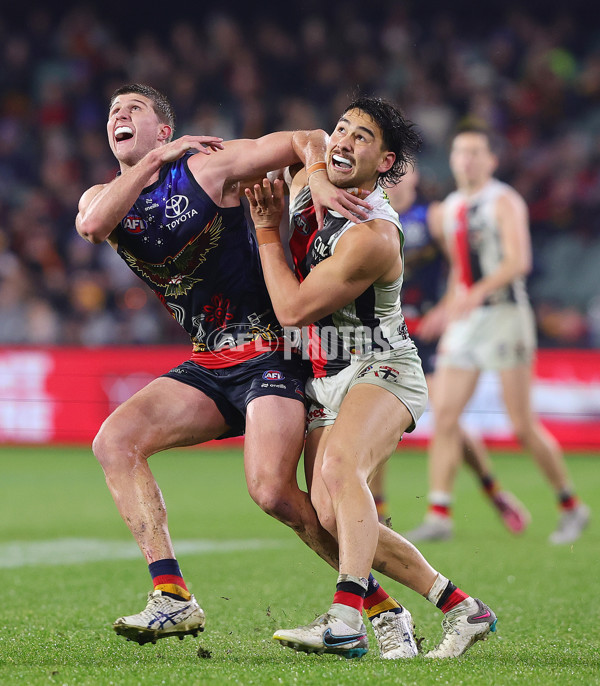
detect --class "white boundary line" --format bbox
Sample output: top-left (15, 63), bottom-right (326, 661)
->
top-left (0, 538), bottom-right (292, 568)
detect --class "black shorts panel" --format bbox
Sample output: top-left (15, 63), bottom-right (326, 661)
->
top-left (162, 353), bottom-right (307, 439)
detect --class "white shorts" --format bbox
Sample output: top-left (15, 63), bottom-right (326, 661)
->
top-left (436, 302), bottom-right (536, 371)
top-left (306, 345), bottom-right (428, 434)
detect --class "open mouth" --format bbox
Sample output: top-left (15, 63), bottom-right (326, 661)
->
top-left (331, 153), bottom-right (353, 171)
top-left (115, 126), bottom-right (134, 142)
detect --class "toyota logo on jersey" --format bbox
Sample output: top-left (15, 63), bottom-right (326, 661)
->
top-left (165, 195), bottom-right (190, 218)
top-left (123, 215), bottom-right (147, 234)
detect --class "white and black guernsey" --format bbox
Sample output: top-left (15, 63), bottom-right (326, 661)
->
top-left (288, 184), bottom-right (411, 378)
top-left (442, 178), bottom-right (529, 306)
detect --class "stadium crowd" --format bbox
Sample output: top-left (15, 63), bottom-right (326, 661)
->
top-left (1, 4), bottom-right (600, 347)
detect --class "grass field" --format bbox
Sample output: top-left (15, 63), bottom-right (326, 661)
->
top-left (0, 445), bottom-right (598, 685)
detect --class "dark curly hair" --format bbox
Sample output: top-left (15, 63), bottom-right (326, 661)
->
top-left (109, 84), bottom-right (175, 140)
top-left (343, 96), bottom-right (422, 187)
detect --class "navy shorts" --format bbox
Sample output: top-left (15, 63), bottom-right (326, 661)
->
top-left (412, 335), bottom-right (438, 376)
top-left (162, 353), bottom-right (307, 439)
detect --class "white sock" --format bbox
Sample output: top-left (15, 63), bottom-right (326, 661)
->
top-left (429, 491), bottom-right (452, 507)
top-left (329, 603), bottom-right (363, 631)
top-left (336, 573), bottom-right (368, 591)
top-left (426, 573), bottom-right (450, 606)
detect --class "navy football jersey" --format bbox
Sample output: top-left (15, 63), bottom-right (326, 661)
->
top-left (399, 203), bottom-right (446, 327)
top-left (115, 153), bottom-right (282, 359)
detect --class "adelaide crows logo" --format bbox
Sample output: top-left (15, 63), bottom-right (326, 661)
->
top-left (121, 214), bottom-right (225, 296)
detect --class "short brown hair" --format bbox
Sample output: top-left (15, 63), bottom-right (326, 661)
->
top-left (452, 117), bottom-right (498, 152)
top-left (109, 84), bottom-right (175, 138)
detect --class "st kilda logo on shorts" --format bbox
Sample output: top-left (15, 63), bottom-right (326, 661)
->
top-left (262, 370), bottom-right (285, 381)
top-left (358, 364), bottom-right (400, 382)
top-left (377, 365), bottom-right (400, 381)
top-left (123, 215), bottom-right (147, 234)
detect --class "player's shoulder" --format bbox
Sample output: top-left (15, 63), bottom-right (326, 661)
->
top-left (344, 216), bottom-right (400, 256)
top-left (357, 187), bottom-right (403, 239)
top-left (437, 189), bottom-right (462, 217)
top-left (186, 149), bottom-right (229, 201)
top-left (286, 163), bottom-right (308, 203)
top-left (493, 179), bottom-right (527, 212)
top-left (425, 199), bottom-right (441, 214)
top-left (178, 149), bottom-right (206, 174)
top-left (78, 183), bottom-right (106, 210)
top-left (441, 187), bottom-right (461, 204)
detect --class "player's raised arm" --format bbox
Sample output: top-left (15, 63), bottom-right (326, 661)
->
top-left (76, 135), bottom-right (224, 244)
top-left (195, 130), bottom-right (370, 222)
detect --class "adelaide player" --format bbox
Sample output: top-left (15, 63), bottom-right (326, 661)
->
top-left (76, 83), bottom-right (371, 645)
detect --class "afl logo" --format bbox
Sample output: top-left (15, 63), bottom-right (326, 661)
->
top-left (293, 212), bottom-right (312, 236)
top-left (262, 370), bottom-right (284, 381)
top-left (165, 195), bottom-right (189, 218)
top-left (123, 215), bottom-right (147, 234)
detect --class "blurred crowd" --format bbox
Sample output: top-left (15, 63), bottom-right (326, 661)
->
top-left (1, 4), bottom-right (600, 346)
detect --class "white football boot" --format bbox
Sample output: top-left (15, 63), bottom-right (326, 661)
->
top-left (273, 613), bottom-right (368, 659)
top-left (404, 513), bottom-right (453, 542)
top-left (371, 607), bottom-right (419, 659)
top-left (113, 590), bottom-right (205, 645)
top-left (425, 597), bottom-right (497, 659)
top-left (549, 503), bottom-right (590, 544)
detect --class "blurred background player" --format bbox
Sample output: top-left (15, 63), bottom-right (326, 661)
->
top-left (371, 165), bottom-right (531, 538)
top-left (406, 122), bottom-right (590, 545)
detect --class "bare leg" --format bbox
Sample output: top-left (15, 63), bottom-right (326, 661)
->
top-left (305, 425), bottom-right (437, 595)
top-left (428, 366), bottom-right (481, 494)
top-left (93, 377), bottom-right (228, 563)
top-left (372, 527), bottom-right (438, 596)
top-left (426, 369), bottom-right (530, 534)
top-left (428, 369), bottom-right (494, 486)
top-left (500, 368), bottom-right (590, 543)
top-left (274, 386), bottom-right (494, 659)
top-left (402, 366), bottom-right (481, 541)
top-left (461, 429), bottom-right (494, 478)
top-left (243, 395), bottom-right (340, 568)
top-left (304, 385), bottom-right (437, 594)
top-left (369, 464), bottom-right (390, 524)
top-left (320, 385), bottom-right (408, 578)
top-left (500, 365), bottom-right (569, 490)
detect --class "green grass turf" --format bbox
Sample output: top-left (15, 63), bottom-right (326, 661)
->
top-left (0, 445), bottom-right (598, 685)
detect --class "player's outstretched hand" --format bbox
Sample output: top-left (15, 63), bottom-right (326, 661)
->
top-left (308, 170), bottom-right (371, 230)
top-left (417, 303), bottom-right (448, 342)
top-left (448, 283), bottom-right (485, 321)
top-left (157, 135), bottom-right (224, 164)
top-left (245, 178), bottom-right (285, 230)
